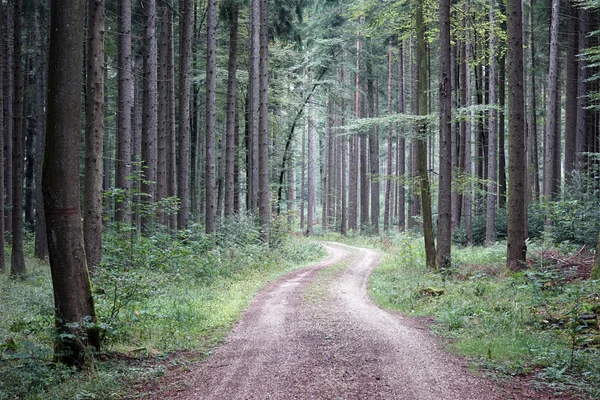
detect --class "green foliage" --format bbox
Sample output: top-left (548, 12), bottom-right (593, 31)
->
top-left (0, 218), bottom-right (325, 399)
top-left (368, 234), bottom-right (600, 398)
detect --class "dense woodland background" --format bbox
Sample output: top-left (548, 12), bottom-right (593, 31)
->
top-left (1, 0), bottom-right (600, 380)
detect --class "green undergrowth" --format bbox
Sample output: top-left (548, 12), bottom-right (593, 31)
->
top-left (0, 220), bottom-right (325, 399)
top-left (320, 231), bottom-right (600, 398)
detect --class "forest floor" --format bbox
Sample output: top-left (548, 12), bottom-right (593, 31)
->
top-left (139, 242), bottom-right (576, 399)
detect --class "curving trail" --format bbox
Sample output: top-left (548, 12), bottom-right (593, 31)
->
top-left (154, 243), bottom-right (544, 399)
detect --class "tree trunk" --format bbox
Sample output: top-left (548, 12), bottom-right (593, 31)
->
top-left (416, 2), bottom-right (436, 269)
top-left (506, 0), bottom-right (527, 271)
top-left (4, 5), bottom-right (13, 236)
top-left (340, 66), bottom-right (347, 234)
top-left (543, 0), bottom-right (560, 200)
top-left (485, 0), bottom-right (497, 247)
top-left (44, 0), bottom-right (100, 366)
top-left (438, 0), bottom-right (452, 269)
top-left (498, 52), bottom-right (506, 208)
top-left (397, 42), bottom-right (406, 231)
top-left (527, 0), bottom-right (539, 201)
top-left (0, 0), bottom-right (4, 272)
top-left (205, 0), bottom-right (217, 233)
top-left (300, 118), bottom-right (306, 230)
top-left (141, 0), bottom-right (158, 231)
top-left (576, 8), bottom-right (588, 165)
top-left (248, 0), bottom-right (260, 213)
top-left (11, 0), bottom-right (25, 277)
top-left (177, 0), bottom-right (193, 228)
top-left (83, 0), bottom-right (105, 271)
top-left (306, 114), bottom-right (315, 236)
top-left (384, 40), bottom-right (393, 232)
top-left (564, 2), bottom-right (578, 187)
top-left (327, 96), bottom-right (335, 229)
top-left (224, 5), bottom-right (239, 218)
top-left (156, 4), bottom-right (169, 225)
top-left (116, 0), bottom-right (132, 223)
top-left (33, 0), bottom-right (47, 258)
top-left (258, 0), bottom-right (270, 242)
top-left (367, 57), bottom-right (378, 234)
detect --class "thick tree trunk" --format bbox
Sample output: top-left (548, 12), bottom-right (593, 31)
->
top-left (543, 0), bottom-right (560, 200)
top-left (486, 0), bottom-right (497, 246)
top-left (177, 0), bottom-right (194, 228)
top-left (44, 0), bottom-right (100, 365)
top-left (416, 2), bottom-right (436, 269)
top-left (4, 5), bottom-right (13, 235)
top-left (258, 0), bottom-right (270, 242)
top-left (167, 16), bottom-right (177, 230)
top-left (506, 0), bottom-right (527, 271)
top-left (438, 0), bottom-right (452, 269)
top-left (116, 0), bottom-right (132, 223)
top-left (327, 96), bottom-right (335, 229)
top-left (224, 6), bottom-right (239, 218)
top-left (205, 0), bottom-right (217, 233)
top-left (83, 0), bottom-right (105, 271)
top-left (300, 118), bottom-right (306, 230)
top-left (11, 0), bottom-right (25, 277)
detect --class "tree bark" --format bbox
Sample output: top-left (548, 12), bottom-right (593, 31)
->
top-left (205, 0), bottom-right (217, 233)
top-left (33, 0), bottom-right (47, 258)
top-left (384, 40), bottom-right (393, 232)
top-left (306, 114), bottom-right (315, 236)
top-left (141, 0), bottom-right (158, 231)
top-left (11, 0), bottom-right (25, 277)
top-left (116, 0), bottom-right (132, 223)
top-left (248, 0), bottom-right (260, 213)
top-left (397, 42), bottom-right (406, 231)
top-left (177, 0), bottom-right (194, 228)
top-left (258, 0), bottom-right (270, 242)
top-left (543, 0), bottom-right (560, 200)
top-left (224, 5), bottom-right (239, 218)
top-left (44, 0), bottom-right (100, 365)
top-left (416, 2), bottom-right (436, 270)
top-left (564, 2), bottom-right (578, 187)
top-left (486, 0), bottom-right (497, 246)
top-left (527, 0), bottom-right (539, 201)
top-left (506, 0), bottom-right (527, 271)
top-left (84, 0), bottom-right (105, 271)
top-left (4, 5), bottom-right (13, 235)
top-left (438, 0), bottom-right (452, 269)
top-left (576, 8), bottom-right (588, 164)
top-left (0, 0), bottom-right (4, 272)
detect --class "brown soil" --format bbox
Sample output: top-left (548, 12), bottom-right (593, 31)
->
top-left (140, 243), bottom-right (581, 399)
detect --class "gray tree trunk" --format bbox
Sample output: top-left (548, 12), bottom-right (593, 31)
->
top-left (177, 0), bottom-right (194, 228)
top-left (205, 0), bottom-right (217, 233)
top-left (225, 6), bottom-right (239, 218)
top-left (258, 0), bottom-right (270, 242)
top-left (438, 0), bottom-right (452, 268)
top-left (83, 0), bottom-right (105, 271)
top-left (543, 0), bottom-right (560, 200)
top-left (485, 0), bottom-right (498, 247)
top-left (0, 0), bottom-right (4, 272)
top-left (116, 0), bottom-right (132, 223)
top-left (506, 0), bottom-right (527, 271)
top-left (11, 0), bottom-right (25, 277)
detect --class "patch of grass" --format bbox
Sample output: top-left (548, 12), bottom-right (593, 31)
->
top-left (304, 259), bottom-right (351, 303)
top-left (364, 232), bottom-right (600, 398)
top-left (0, 225), bottom-right (326, 400)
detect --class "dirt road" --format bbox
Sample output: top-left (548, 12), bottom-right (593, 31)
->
top-left (153, 243), bottom-right (557, 399)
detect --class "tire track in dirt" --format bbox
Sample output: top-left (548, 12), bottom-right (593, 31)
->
top-left (153, 243), bottom-right (554, 399)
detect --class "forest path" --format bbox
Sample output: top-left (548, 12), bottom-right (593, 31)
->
top-left (151, 243), bottom-right (545, 399)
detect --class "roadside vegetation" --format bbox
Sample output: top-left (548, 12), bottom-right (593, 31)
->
top-left (319, 196), bottom-right (600, 399)
top-left (0, 216), bottom-right (324, 399)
